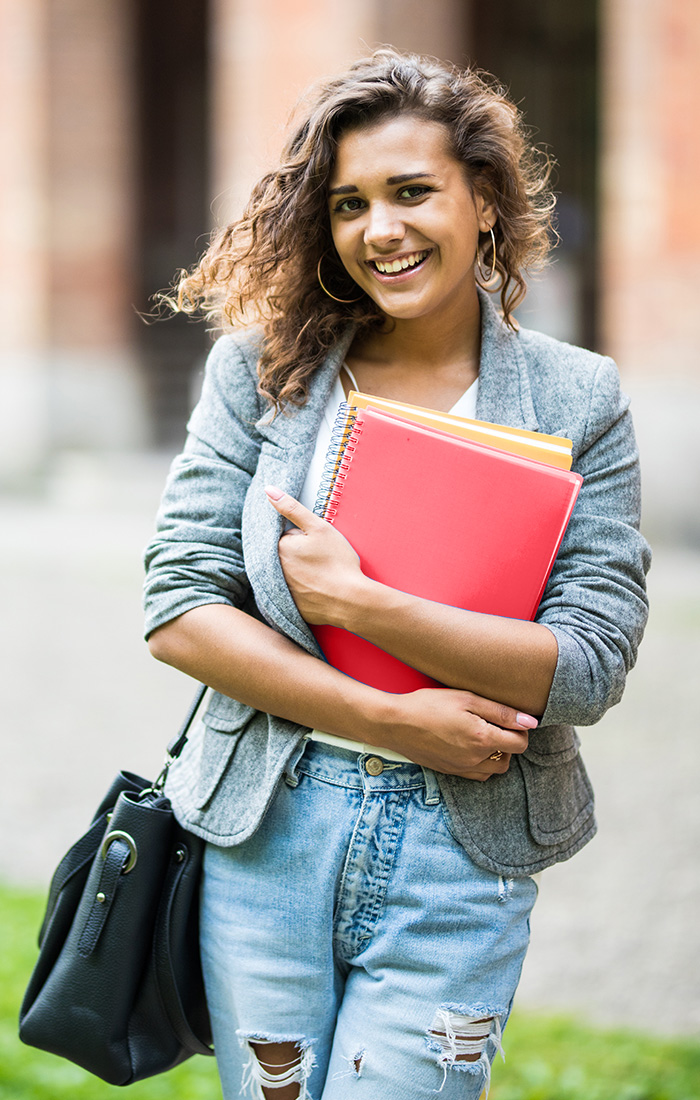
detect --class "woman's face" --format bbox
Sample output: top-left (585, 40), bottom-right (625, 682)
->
top-left (327, 114), bottom-right (495, 324)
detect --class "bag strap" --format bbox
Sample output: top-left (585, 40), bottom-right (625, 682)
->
top-left (166, 683), bottom-right (208, 760)
top-left (151, 683), bottom-right (208, 793)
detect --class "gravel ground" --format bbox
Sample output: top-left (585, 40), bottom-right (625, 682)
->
top-left (2, 453), bottom-right (698, 1037)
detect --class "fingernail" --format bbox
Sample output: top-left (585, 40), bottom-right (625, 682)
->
top-left (516, 712), bottom-right (538, 729)
top-left (265, 485), bottom-right (285, 501)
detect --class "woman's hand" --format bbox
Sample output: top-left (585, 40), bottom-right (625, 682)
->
top-left (264, 486), bottom-right (540, 777)
top-left (151, 602), bottom-right (538, 783)
top-left (377, 687), bottom-right (536, 781)
top-left (266, 486), bottom-right (368, 625)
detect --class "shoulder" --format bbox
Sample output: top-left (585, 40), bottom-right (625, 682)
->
top-left (186, 327), bottom-right (269, 459)
top-left (191, 326), bottom-right (266, 423)
top-left (201, 327), bottom-right (266, 409)
top-left (515, 325), bottom-right (629, 457)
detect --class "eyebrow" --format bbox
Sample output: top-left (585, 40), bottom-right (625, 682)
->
top-left (328, 172), bottom-right (437, 196)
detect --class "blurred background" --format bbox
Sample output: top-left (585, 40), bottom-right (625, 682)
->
top-left (1, 0), bottom-right (699, 1075)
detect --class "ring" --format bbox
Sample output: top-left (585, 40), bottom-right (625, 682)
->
top-left (489, 750), bottom-right (504, 762)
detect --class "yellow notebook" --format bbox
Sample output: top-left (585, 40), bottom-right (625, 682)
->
top-left (347, 390), bottom-right (573, 470)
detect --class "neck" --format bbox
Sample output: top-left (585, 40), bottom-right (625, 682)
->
top-left (345, 287), bottom-right (483, 411)
top-left (367, 282), bottom-right (482, 371)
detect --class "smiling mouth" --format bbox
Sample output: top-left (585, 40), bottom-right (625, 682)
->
top-left (367, 249), bottom-right (432, 276)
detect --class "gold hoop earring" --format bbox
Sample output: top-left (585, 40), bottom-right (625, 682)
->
top-left (317, 254), bottom-right (363, 303)
top-left (476, 225), bottom-right (497, 285)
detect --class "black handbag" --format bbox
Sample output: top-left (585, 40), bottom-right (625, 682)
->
top-left (19, 685), bottom-right (215, 1085)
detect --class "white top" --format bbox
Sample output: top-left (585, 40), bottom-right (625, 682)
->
top-left (301, 366), bottom-right (479, 762)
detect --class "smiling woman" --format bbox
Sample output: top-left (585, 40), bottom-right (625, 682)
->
top-left (164, 50), bottom-right (553, 412)
top-left (326, 116), bottom-right (495, 404)
top-left (146, 48), bottom-right (650, 1100)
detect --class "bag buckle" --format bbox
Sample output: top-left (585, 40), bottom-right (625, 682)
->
top-left (100, 830), bottom-right (138, 874)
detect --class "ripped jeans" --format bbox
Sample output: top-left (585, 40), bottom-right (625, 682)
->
top-left (200, 739), bottom-right (539, 1100)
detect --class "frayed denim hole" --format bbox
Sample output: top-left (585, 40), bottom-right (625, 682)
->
top-left (426, 1008), bottom-right (504, 1097)
top-left (331, 1048), bottom-right (365, 1082)
top-left (497, 875), bottom-right (514, 902)
top-left (237, 1034), bottom-right (316, 1100)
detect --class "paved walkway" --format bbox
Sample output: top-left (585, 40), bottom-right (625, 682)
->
top-left (2, 453), bottom-right (698, 1036)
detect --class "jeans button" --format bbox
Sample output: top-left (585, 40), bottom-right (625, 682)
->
top-left (365, 756), bottom-right (384, 776)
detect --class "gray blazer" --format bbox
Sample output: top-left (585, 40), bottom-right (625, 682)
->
top-left (144, 292), bottom-right (651, 876)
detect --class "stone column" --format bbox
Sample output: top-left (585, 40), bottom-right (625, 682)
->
top-left (0, 0), bottom-right (147, 483)
top-left (210, 0), bottom-right (468, 224)
top-left (600, 0), bottom-right (700, 375)
top-left (600, 0), bottom-right (700, 544)
top-left (211, 0), bottom-right (378, 224)
top-left (46, 0), bottom-right (147, 450)
top-left (0, 0), bottom-right (50, 481)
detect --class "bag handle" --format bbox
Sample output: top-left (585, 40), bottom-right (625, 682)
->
top-left (167, 683), bottom-right (208, 759)
top-left (151, 683), bottom-right (208, 793)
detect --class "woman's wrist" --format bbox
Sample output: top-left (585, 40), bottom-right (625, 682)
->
top-left (332, 574), bottom-right (396, 633)
top-left (353, 688), bottom-right (410, 754)
top-left (317, 667), bottom-right (407, 752)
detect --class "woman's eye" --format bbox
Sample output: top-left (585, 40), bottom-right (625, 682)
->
top-left (399, 185), bottom-right (431, 200)
top-left (334, 197), bottom-right (365, 214)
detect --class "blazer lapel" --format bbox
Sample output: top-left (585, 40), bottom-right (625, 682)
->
top-left (476, 290), bottom-right (539, 433)
top-left (243, 326), bottom-right (356, 655)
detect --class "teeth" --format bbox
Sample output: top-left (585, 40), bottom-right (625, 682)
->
top-left (374, 250), bottom-right (428, 274)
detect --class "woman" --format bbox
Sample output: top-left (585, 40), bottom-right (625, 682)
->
top-left (144, 49), bottom-right (650, 1100)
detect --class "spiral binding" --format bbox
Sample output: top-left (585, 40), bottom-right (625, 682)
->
top-left (313, 402), bottom-right (363, 520)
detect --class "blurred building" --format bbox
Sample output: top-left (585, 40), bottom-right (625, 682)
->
top-left (1, 0), bottom-right (698, 539)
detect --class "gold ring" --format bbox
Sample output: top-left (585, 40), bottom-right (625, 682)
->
top-left (489, 750), bottom-right (504, 762)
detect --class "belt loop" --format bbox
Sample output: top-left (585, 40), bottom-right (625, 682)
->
top-left (421, 766), bottom-right (441, 806)
top-left (283, 736), bottom-right (310, 788)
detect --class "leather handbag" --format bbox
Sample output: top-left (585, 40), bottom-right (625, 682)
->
top-left (19, 685), bottom-right (215, 1085)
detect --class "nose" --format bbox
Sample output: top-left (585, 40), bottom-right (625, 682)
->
top-left (363, 201), bottom-right (405, 249)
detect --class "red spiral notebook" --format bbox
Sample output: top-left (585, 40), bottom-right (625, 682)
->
top-left (311, 404), bottom-right (582, 693)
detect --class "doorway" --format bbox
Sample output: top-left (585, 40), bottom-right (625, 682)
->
top-left (469, 0), bottom-right (599, 350)
top-left (133, 0), bottom-right (211, 447)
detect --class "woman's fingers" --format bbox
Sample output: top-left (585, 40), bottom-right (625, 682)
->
top-left (458, 690), bottom-right (538, 733)
top-left (265, 486), bottom-right (326, 533)
top-left (266, 485), bottom-right (364, 625)
top-left (462, 752), bottom-right (512, 782)
top-left (385, 688), bottom-right (535, 777)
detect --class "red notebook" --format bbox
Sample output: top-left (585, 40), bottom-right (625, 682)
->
top-left (311, 405), bottom-right (582, 693)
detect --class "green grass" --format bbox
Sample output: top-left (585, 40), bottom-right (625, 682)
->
top-left (490, 1014), bottom-right (700, 1100)
top-left (3, 886), bottom-right (221, 1099)
top-left (4, 884), bottom-right (700, 1099)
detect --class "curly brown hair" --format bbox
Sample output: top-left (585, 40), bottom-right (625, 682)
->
top-left (166, 48), bottom-right (555, 411)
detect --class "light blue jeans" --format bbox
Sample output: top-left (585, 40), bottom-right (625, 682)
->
top-left (200, 740), bottom-right (538, 1100)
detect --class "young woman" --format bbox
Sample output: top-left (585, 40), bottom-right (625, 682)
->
top-left (144, 49), bottom-right (650, 1100)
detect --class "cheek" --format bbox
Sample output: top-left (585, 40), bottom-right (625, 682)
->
top-left (331, 224), bottom-right (353, 261)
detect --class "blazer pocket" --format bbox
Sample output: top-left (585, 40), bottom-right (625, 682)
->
top-left (522, 724), bottom-right (581, 766)
top-left (518, 746), bottom-right (594, 846)
top-left (194, 701), bottom-right (257, 809)
top-left (203, 695), bottom-right (257, 731)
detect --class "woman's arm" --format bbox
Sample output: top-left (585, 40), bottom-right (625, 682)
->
top-left (148, 603), bottom-right (535, 779)
top-left (267, 488), bottom-right (557, 715)
top-left (144, 333), bottom-right (535, 780)
top-left (267, 356), bottom-right (650, 726)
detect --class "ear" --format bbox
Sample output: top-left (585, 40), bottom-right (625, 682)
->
top-left (473, 182), bottom-right (498, 232)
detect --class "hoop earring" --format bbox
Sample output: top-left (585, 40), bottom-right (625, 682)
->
top-left (476, 225), bottom-right (497, 285)
top-left (317, 254), bottom-right (363, 303)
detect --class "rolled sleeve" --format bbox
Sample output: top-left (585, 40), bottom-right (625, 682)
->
top-left (537, 358), bottom-right (651, 726)
top-left (143, 333), bottom-right (264, 638)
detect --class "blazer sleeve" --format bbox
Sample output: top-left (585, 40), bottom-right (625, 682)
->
top-left (537, 357), bottom-right (651, 726)
top-left (143, 333), bottom-right (265, 639)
